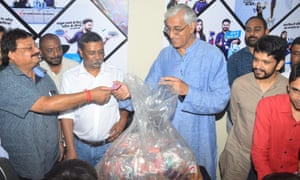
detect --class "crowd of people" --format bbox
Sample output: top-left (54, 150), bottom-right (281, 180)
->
top-left (0, 3), bottom-right (300, 180)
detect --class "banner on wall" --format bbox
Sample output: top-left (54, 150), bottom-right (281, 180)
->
top-left (164, 0), bottom-right (300, 68)
top-left (40, 0), bottom-right (127, 62)
top-left (234, 0), bottom-right (299, 30)
top-left (0, 3), bottom-right (30, 32)
top-left (2, 0), bottom-right (71, 33)
top-left (0, 0), bottom-right (129, 70)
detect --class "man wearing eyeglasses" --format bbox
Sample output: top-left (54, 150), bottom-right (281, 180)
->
top-left (251, 62), bottom-right (300, 180)
top-left (0, 28), bottom-right (112, 180)
top-left (39, 33), bottom-right (78, 90)
top-left (219, 35), bottom-right (288, 180)
top-left (114, 4), bottom-right (230, 180)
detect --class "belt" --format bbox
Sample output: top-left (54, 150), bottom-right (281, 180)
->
top-left (73, 134), bottom-right (109, 147)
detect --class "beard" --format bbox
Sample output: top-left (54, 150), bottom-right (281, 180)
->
top-left (291, 97), bottom-right (300, 111)
top-left (253, 67), bottom-right (276, 80)
top-left (223, 27), bottom-right (229, 32)
top-left (45, 56), bottom-right (63, 66)
top-left (84, 59), bottom-right (103, 69)
top-left (245, 36), bottom-right (259, 47)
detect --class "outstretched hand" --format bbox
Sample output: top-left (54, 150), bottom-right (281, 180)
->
top-left (90, 86), bottom-right (112, 104)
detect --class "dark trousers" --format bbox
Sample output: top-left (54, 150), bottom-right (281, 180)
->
top-left (247, 164), bottom-right (258, 180)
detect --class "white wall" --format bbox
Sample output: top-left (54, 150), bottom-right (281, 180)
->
top-left (128, 0), bottom-right (164, 79)
top-left (127, 1), bottom-right (227, 179)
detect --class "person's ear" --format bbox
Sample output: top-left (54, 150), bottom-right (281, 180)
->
top-left (276, 60), bottom-right (284, 71)
top-left (190, 22), bottom-right (196, 33)
top-left (7, 51), bottom-right (16, 63)
top-left (78, 48), bottom-right (83, 58)
top-left (264, 28), bottom-right (270, 35)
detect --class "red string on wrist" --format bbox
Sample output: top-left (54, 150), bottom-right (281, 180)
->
top-left (84, 89), bottom-right (92, 103)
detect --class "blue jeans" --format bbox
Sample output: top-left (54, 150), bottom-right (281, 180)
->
top-left (74, 138), bottom-right (110, 167)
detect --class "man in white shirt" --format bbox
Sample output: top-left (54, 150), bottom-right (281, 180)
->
top-left (59, 31), bottom-right (130, 167)
top-left (39, 33), bottom-right (78, 89)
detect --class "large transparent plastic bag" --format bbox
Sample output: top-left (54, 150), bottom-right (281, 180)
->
top-left (96, 74), bottom-right (202, 180)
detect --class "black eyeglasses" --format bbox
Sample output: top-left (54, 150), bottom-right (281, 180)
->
top-left (16, 46), bottom-right (37, 52)
top-left (164, 24), bottom-right (188, 35)
top-left (16, 43), bottom-right (38, 52)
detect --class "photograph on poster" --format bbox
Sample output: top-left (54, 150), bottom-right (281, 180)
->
top-left (92, 0), bottom-right (128, 35)
top-left (270, 5), bottom-right (300, 72)
top-left (41, 0), bottom-right (127, 63)
top-left (3, 0), bottom-right (71, 33)
top-left (194, 1), bottom-right (244, 59)
top-left (232, 0), bottom-right (299, 29)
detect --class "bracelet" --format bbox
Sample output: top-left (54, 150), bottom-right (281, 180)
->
top-left (84, 89), bottom-right (92, 103)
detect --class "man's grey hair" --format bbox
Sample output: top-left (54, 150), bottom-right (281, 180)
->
top-left (164, 4), bottom-right (197, 25)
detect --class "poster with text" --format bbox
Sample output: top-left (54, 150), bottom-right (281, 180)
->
top-left (270, 5), bottom-right (300, 71)
top-left (40, 0), bottom-right (127, 63)
top-left (0, 2), bottom-right (31, 33)
top-left (199, 1), bottom-right (244, 59)
top-left (2, 0), bottom-right (71, 33)
top-left (233, 0), bottom-right (300, 29)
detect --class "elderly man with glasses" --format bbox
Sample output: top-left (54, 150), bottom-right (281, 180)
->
top-left (113, 4), bottom-right (230, 180)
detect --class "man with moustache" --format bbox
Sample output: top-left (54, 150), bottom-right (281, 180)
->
top-left (226, 16), bottom-right (269, 132)
top-left (39, 33), bottom-right (78, 89)
top-left (0, 29), bottom-right (112, 179)
top-left (227, 16), bottom-right (269, 87)
top-left (113, 4), bottom-right (230, 179)
top-left (59, 31), bottom-right (130, 167)
top-left (219, 35), bottom-right (288, 180)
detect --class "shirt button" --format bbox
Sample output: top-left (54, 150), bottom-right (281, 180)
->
top-left (289, 138), bottom-right (293, 141)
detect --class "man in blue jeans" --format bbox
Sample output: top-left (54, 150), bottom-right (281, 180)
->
top-left (59, 31), bottom-right (131, 167)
